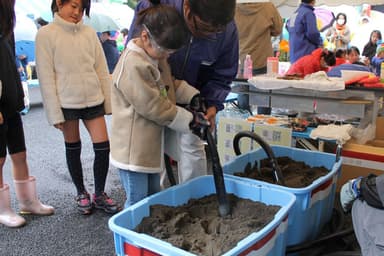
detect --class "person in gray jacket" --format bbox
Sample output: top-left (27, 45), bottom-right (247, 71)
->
top-left (340, 174), bottom-right (384, 256)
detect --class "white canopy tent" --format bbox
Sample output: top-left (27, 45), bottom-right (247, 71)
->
top-left (15, 0), bottom-right (51, 20)
top-left (238, 0), bottom-right (384, 52)
top-left (238, 0), bottom-right (384, 18)
top-left (272, 0), bottom-right (383, 7)
top-left (240, 0), bottom-right (384, 7)
top-left (15, 0), bottom-right (133, 29)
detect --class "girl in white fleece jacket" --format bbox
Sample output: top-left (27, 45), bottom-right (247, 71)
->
top-left (110, 0), bottom-right (206, 208)
top-left (35, 0), bottom-right (119, 215)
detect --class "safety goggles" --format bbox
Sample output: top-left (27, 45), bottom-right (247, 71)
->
top-left (143, 24), bottom-right (176, 55)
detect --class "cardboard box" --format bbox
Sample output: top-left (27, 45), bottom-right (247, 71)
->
top-left (338, 140), bottom-right (384, 191)
top-left (217, 116), bottom-right (292, 165)
top-left (375, 116), bottom-right (384, 140)
top-left (217, 117), bottom-right (253, 165)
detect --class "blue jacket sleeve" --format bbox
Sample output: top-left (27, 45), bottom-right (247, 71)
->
top-left (127, 0), bottom-right (152, 40)
top-left (200, 25), bottom-right (239, 111)
top-left (371, 57), bottom-right (383, 76)
top-left (371, 57), bottom-right (382, 65)
top-left (304, 12), bottom-right (322, 47)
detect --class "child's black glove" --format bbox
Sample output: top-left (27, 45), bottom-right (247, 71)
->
top-left (189, 94), bottom-right (207, 114)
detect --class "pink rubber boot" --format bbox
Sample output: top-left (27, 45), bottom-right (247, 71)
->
top-left (0, 184), bottom-right (26, 227)
top-left (14, 176), bottom-right (54, 215)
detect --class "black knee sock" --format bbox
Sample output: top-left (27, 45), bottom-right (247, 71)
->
top-left (93, 141), bottom-right (110, 197)
top-left (65, 141), bottom-right (85, 195)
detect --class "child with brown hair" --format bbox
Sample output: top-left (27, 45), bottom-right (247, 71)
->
top-left (36, 0), bottom-right (120, 215)
top-left (111, 0), bottom-right (208, 208)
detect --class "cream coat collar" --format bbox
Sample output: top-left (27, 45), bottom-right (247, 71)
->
top-left (53, 13), bottom-right (84, 32)
top-left (115, 39), bottom-right (161, 87)
top-left (126, 39), bottom-right (159, 68)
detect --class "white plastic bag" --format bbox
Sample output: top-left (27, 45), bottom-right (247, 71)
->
top-left (351, 123), bottom-right (376, 145)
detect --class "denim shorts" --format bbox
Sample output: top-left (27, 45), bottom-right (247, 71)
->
top-left (0, 112), bottom-right (26, 157)
top-left (62, 103), bottom-right (105, 121)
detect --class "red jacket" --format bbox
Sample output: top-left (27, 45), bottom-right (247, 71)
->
top-left (335, 57), bottom-right (346, 66)
top-left (286, 48), bottom-right (326, 77)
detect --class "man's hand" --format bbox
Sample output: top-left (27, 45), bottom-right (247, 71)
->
top-left (205, 106), bottom-right (217, 132)
top-left (0, 112), bottom-right (3, 125)
top-left (340, 177), bottom-right (362, 212)
top-left (190, 111), bottom-right (210, 139)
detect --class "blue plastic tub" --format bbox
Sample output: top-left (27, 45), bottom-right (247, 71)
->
top-left (223, 145), bottom-right (342, 246)
top-left (109, 175), bottom-right (296, 256)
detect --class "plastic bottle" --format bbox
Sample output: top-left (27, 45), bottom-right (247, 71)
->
top-left (267, 57), bottom-right (279, 77)
top-left (237, 58), bottom-right (242, 78)
top-left (243, 54), bottom-right (253, 79)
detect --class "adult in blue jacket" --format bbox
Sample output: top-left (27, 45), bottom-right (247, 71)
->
top-left (327, 63), bottom-right (371, 77)
top-left (99, 31), bottom-right (120, 74)
top-left (286, 0), bottom-right (322, 63)
top-left (128, 0), bottom-right (238, 185)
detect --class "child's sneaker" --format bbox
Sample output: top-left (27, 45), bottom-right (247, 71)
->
top-left (75, 192), bottom-right (93, 215)
top-left (93, 192), bottom-right (121, 214)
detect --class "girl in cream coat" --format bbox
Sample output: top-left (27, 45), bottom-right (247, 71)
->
top-left (35, 0), bottom-right (119, 215)
top-left (110, 0), bottom-right (201, 208)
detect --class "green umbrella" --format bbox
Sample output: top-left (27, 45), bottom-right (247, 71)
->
top-left (83, 12), bottom-right (120, 32)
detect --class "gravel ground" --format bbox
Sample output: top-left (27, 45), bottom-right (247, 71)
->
top-left (0, 103), bottom-right (125, 256)
top-left (0, 87), bottom-right (361, 255)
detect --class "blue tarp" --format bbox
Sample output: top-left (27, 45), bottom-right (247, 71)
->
top-left (15, 40), bottom-right (35, 62)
